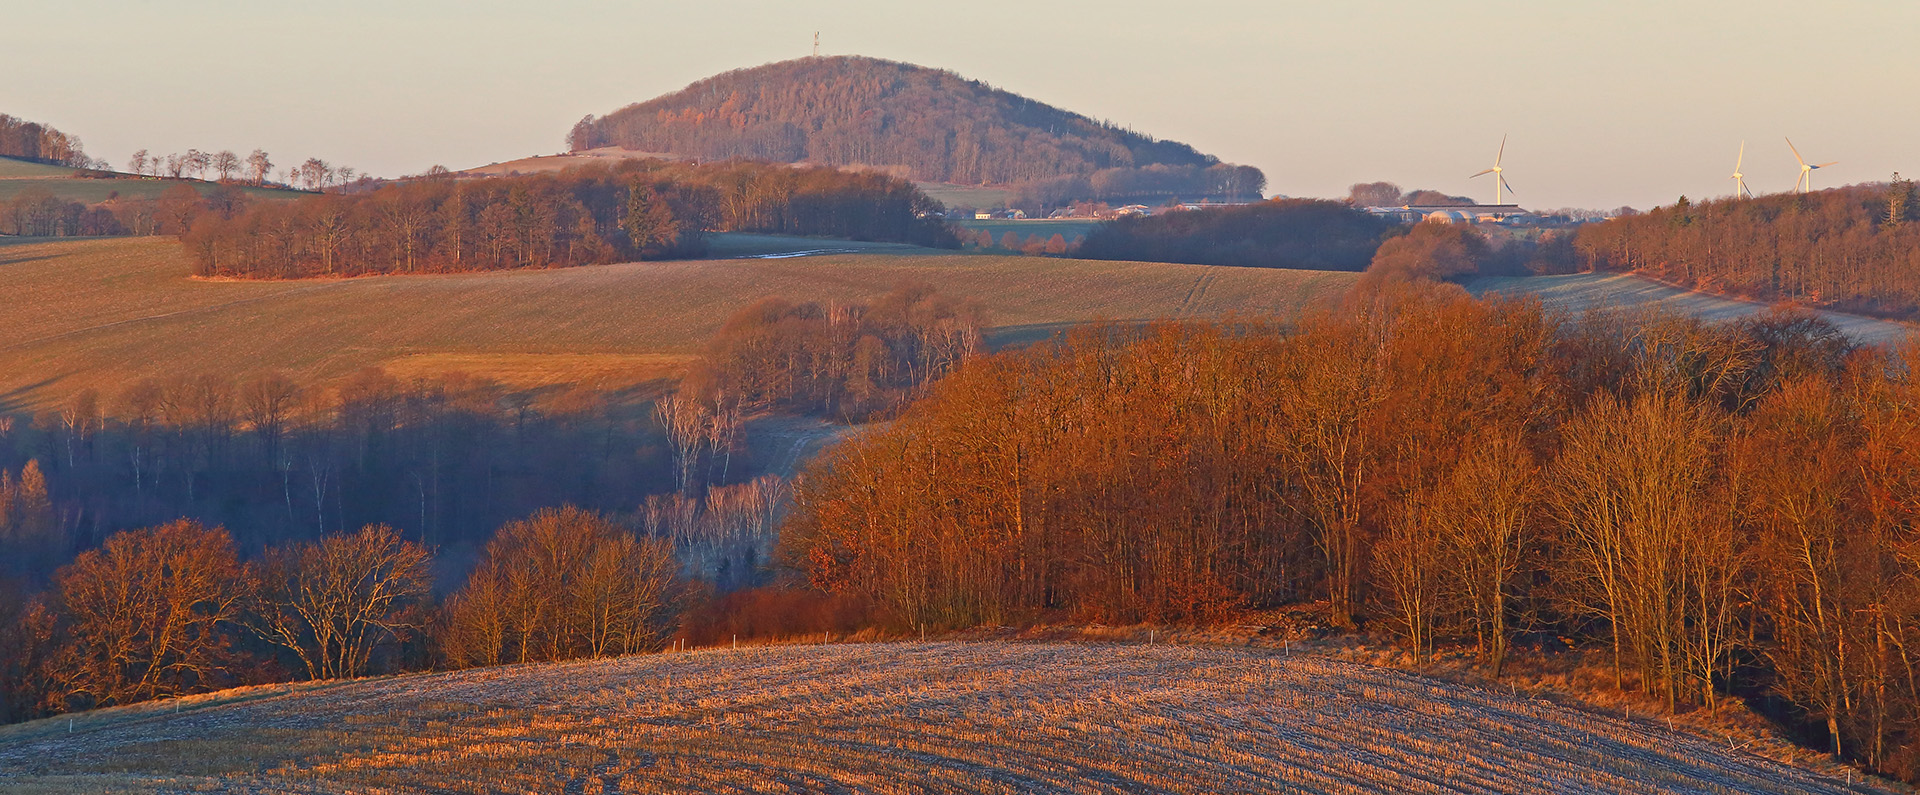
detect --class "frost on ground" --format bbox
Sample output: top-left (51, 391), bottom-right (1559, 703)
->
top-left (0, 642), bottom-right (1894, 794)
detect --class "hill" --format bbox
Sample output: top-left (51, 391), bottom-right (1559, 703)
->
top-left (0, 236), bottom-right (1357, 411)
top-left (572, 56), bottom-right (1265, 203)
top-left (0, 155), bottom-right (308, 204)
top-left (0, 641), bottom-right (1880, 794)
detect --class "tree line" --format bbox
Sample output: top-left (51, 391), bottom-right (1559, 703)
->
top-left (184, 159), bottom-right (957, 279)
top-left (1574, 179), bottom-right (1920, 319)
top-left (0, 114), bottom-right (98, 169)
top-left (783, 282), bottom-right (1920, 780)
top-left (0, 182), bottom-right (247, 237)
top-left (1075, 199), bottom-right (1396, 271)
top-left (1007, 164), bottom-right (1267, 209)
top-left (0, 507), bottom-right (686, 721)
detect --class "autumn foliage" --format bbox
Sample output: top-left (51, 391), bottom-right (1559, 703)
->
top-left (785, 284), bottom-right (1920, 777)
top-left (1575, 180), bottom-right (1920, 318)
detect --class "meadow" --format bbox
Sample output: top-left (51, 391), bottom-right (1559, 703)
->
top-left (0, 235), bottom-right (1357, 411)
top-left (0, 641), bottom-right (1884, 794)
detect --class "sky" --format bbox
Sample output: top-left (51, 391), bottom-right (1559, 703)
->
top-left (3, 0), bottom-right (1915, 210)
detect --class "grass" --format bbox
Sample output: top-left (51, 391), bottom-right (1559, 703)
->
top-left (0, 156), bottom-right (309, 203)
top-left (0, 235), bottom-right (1356, 411)
top-left (0, 640), bottom-right (1887, 794)
top-left (1467, 271), bottom-right (1916, 346)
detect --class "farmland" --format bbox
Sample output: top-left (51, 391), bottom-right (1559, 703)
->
top-left (0, 235), bottom-right (1357, 411)
top-left (0, 641), bottom-right (1883, 794)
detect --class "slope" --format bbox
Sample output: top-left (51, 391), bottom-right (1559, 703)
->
top-left (0, 642), bottom-right (1884, 794)
top-left (0, 236), bottom-right (1356, 411)
top-left (1468, 271), bottom-right (1916, 346)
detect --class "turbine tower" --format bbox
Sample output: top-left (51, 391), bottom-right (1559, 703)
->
top-left (1470, 135), bottom-right (1515, 205)
top-left (1787, 138), bottom-right (1837, 193)
top-left (1730, 142), bottom-right (1753, 199)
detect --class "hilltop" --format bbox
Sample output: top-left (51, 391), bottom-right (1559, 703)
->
top-left (0, 641), bottom-right (1882, 794)
top-left (571, 56), bottom-right (1265, 203)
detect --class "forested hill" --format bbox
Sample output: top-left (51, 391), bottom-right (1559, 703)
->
top-left (0, 113), bottom-right (90, 167)
top-left (571, 56), bottom-right (1265, 200)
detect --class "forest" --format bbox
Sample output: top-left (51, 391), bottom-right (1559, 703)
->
top-left (784, 279), bottom-right (1920, 780)
top-left (184, 159), bottom-right (958, 278)
top-left (1574, 179), bottom-right (1920, 319)
top-left (573, 56), bottom-right (1265, 200)
top-left (1075, 199), bottom-right (1397, 271)
top-left (0, 114), bottom-right (94, 168)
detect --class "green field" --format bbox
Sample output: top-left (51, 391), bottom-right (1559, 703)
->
top-left (0, 641), bottom-right (1874, 794)
top-left (0, 156), bottom-right (309, 203)
top-left (0, 234), bottom-right (1356, 411)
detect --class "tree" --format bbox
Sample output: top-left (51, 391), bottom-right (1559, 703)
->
top-left (211, 150), bottom-right (241, 182)
top-left (1365, 219), bottom-right (1490, 283)
top-left (127, 149), bottom-right (149, 177)
top-left (1348, 181), bottom-right (1404, 207)
top-left (246, 525), bottom-right (432, 681)
top-left (621, 181), bottom-right (680, 256)
top-left (443, 507), bottom-right (680, 667)
top-left (246, 149), bottom-right (272, 185)
top-left (47, 521), bottom-right (247, 709)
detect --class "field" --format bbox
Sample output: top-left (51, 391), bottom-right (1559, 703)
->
top-left (952, 217), bottom-right (1101, 244)
top-left (0, 156), bottom-right (308, 203)
top-left (1469, 271), bottom-right (1916, 345)
top-left (0, 641), bottom-right (1885, 794)
top-left (0, 235), bottom-right (1356, 411)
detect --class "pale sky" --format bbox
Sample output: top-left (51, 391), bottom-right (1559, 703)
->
top-left (3, 0), bottom-right (1914, 210)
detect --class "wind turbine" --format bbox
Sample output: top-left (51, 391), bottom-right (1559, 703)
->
top-left (1730, 142), bottom-right (1753, 199)
top-left (1470, 135), bottom-right (1515, 205)
top-left (1786, 138), bottom-right (1837, 193)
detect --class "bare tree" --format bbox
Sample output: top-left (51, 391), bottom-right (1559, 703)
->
top-left (246, 149), bottom-right (272, 185)
top-left (211, 150), bottom-right (241, 181)
top-left (246, 525), bottom-right (431, 680)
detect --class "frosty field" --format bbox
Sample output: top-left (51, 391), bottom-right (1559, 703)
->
top-left (0, 641), bottom-right (1886, 794)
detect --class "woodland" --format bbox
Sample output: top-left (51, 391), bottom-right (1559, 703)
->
top-left (1574, 179), bottom-right (1920, 319)
top-left (0, 115), bottom-right (93, 168)
top-left (573, 56), bottom-right (1265, 202)
top-left (786, 280), bottom-right (1920, 779)
top-left (1075, 199), bottom-right (1397, 271)
top-left (185, 160), bottom-right (958, 278)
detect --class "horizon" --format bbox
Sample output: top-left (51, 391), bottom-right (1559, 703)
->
top-left (5, 1), bottom-right (1916, 210)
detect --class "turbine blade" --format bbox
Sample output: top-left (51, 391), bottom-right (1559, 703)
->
top-left (1786, 137), bottom-right (1806, 167)
top-left (1816, 161), bottom-right (1838, 168)
top-left (1735, 141), bottom-right (1745, 171)
top-left (1470, 169), bottom-right (1495, 178)
top-left (1497, 134), bottom-right (1507, 166)
top-left (1499, 174), bottom-right (1515, 199)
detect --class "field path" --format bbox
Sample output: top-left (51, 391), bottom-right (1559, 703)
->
top-left (0, 642), bottom-right (1890, 794)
